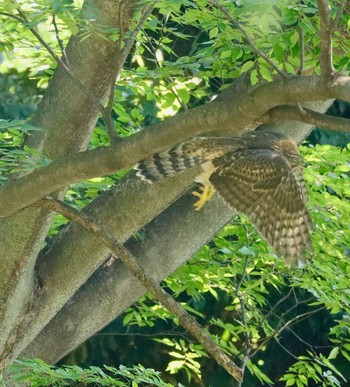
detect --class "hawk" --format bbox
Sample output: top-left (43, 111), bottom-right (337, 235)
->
top-left (135, 131), bottom-right (313, 266)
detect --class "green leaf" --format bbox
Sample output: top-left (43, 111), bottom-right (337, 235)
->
top-left (241, 60), bottom-right (255, 73)
top-left (273, 44), bottom-right (285, 62)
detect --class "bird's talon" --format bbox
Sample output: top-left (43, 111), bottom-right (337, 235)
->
top-left (192, 184), bottom-right (215, 211)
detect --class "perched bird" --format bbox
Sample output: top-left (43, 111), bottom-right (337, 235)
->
top-left (135, 131), bottom-right (313, 266)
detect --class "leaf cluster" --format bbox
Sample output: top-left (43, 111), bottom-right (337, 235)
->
top-left (5, 358), bottom-right (172, 387)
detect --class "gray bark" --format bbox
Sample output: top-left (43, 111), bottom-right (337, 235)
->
top-left (0, 0), bottom-right (138, 370)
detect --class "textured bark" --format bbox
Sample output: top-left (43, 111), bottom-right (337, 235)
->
top-left (0, 0), bottom-right (138, 370)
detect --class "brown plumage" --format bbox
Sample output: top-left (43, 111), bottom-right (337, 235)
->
top-left (135, 131), bottom-right (313, 266)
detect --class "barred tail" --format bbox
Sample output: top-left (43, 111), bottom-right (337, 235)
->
top-left (135, 142), bottom-right (204, 183)
top-left (135, 136), bottom-right (245, 183)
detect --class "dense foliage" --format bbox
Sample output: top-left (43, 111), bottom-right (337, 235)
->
top-left (0, 0), bottom-right (350, 386)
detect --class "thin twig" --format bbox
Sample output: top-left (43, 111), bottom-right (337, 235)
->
top-left (15, 8), bottom-right (105, 112)
top-left (0, 11), bottom-right (24, 23)
top-left (121, 1), bottom-right (156, 59)
top-left (38, 197), bottom-right (244, 382)
top-left (268, 104), bottom-right (350, 133)
top-left (52, 13), bottom-right (69, 65)
top-left (274, 337), bottom-right (299, 360)
top-left (298, 27), bottom-right (305, 75)
top-left (251, 306), bottom-right (324, 358)
top-left (257, 288), bottom-right (294, 329)
top-left (317, 0), bottom-right (334, 75)
top-left (207, 0), bottom-right (287, 78)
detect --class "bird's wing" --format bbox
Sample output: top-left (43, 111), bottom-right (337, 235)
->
top-left (210, 149), bottom-right (313, 265)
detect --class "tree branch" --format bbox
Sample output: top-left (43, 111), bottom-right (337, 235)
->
top-left (297, 27), bottom-right (305, 75)
top-left (207, 0), bottom-right (286, 78)
top-left (331, 1), bottom-right (347, 31)
top-left (317, 0), bottom-right (334, 75)
top-left (0, 0), bottom-right (140, 367)
top-left (0, 74), bottom-right (349, 219)
top-left (14, 8), bottom-right (106, 113)
top-left (52, 13), bottom-right (69, 66)
top-left (268, 104), bottom-right (350, 133)
top-left (38, 197), bottom-right (243, 382)
top-left (22, 191), bottom-right (234, 363)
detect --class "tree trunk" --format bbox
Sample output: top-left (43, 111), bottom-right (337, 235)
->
top-left (0, 0), bottom-right (138, 371)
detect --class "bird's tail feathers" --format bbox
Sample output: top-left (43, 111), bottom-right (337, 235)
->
top-left (135, 142), bottom-right (203, 183)
top-left (135, 137), bottom-right (246, 183)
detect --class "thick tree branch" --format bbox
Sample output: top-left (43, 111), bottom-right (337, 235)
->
top-left (0, 75), bottom-right (349, 219)
top-left (317, 0), bottom-right (334, 75)
top-left (8, 172), bottom-right (195, 365)
top-left (37, 197), bottom-right (243, 382)
top-left (268, 105), bottom-right (350, 133)
top-left (15, 3), bottom-right (156, 144)
top-left (2, 3), bottom-right (155, 144)
top-left (0, 0), bottom-right (139, 369)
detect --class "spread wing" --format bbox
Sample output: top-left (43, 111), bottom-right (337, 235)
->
top-left (210, 149), bottom-right (313, 265)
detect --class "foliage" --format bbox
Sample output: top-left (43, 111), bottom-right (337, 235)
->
top-left (0, 119), bottom-right (50, 184)
top-left (114, 143), bottom-right (350, 385)
top-left (0, 0), bottom-right (350, 386)
top-left (5, 358), bottom-right (172, 387)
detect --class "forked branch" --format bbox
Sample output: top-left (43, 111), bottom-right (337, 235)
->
top-left (38, 198), bottom-right (244, 383)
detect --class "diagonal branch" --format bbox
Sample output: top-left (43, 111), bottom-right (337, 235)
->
top-left (317, 0), bottom-right (334, 75)
top-left (52, 14), bottom-right (69, 66)
top-left (268, 105), bottom-right (350, 133)
top-left (207, 0), bottom-right (286, 78)
top-left (250, 306), bottom-right (325, 358)
top-left (20, 111), bottom-right (328, 365)
top-left (0, 74), bottom-right (349, 219)
top-left (38, 197), bottom-right (243, 382)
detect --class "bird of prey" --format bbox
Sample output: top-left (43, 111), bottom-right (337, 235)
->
top-left (135, 131), bottom-right (313, 266)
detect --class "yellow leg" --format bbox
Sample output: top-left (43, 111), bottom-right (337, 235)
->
top-left (192, 183), bottom-right (215, 211)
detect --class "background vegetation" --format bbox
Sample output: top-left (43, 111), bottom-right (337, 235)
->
top-left (0, 0), bottom-right (350, 385)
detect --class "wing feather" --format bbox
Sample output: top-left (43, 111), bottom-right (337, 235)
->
top-left (210, 149), bottom-right (312, 265)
